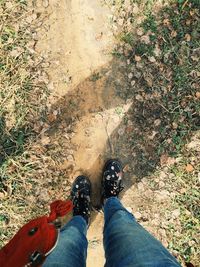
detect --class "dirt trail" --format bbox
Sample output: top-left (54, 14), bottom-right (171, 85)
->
top-left (35, 0), bottom-right (131, 266)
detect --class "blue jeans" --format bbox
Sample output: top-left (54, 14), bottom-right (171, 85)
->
top-left (43, 197), bottom-right (181, 267)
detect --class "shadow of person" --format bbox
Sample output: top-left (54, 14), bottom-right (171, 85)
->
top-left (45, 58), bottom-right (129, 209)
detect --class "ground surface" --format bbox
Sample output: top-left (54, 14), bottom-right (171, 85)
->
top-left (0, 1), bottom-right (199, 267)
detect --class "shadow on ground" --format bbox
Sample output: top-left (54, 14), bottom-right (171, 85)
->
top-left (1, 1), bottom-right (199, 216)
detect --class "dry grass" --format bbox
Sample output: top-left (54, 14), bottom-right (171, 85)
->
top-left (0, 0), bottom-right (49, 245)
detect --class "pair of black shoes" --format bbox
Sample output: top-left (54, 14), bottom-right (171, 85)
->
top-left (70, 159), bottom-right (124, 224)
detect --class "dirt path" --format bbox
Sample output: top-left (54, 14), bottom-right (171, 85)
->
top-left (35, 0), bottom-right (130, 266)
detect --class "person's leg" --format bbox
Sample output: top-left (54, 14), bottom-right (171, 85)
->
top-left (44, 175), bottom-right (92, 267)
top-left (103, 197), bottom-right (181, 267)
top-left (101, 159), bottom-right (181, 267)
top-left (43, 216), bottom-right (88, 267)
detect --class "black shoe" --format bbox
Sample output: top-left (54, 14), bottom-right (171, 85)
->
top-left (70, 175), bottom-right (91, 224)
top-left (102, 159), bottom-right (124, 202)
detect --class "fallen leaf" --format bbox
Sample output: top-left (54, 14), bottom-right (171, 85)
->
top-left (148, 56), bottom-right (156, 63)
top-left (128, 73), bottom-right (133, 79)
top-left (136, 28), bottom-right (144, 36)
top-left (160, 154), bottom-right (169, 166)
top-left (196, 92), bottom-right (200, 99)
top-left (171, 30), bottom-right (177, 37)
top-left (0, 192), bottom-right (5, 199)
top-left (135, 55), bottom-right (141, 62)
top-left (135, 94), bottom-right (143, 101)
top-left (185, 164), bottom-right (194, 172)
top-left (131, 80), bottom-right (136, 86)
top-left (48, 114), bottom-right (57, 122)
top-left (185, 33), bottom-right (191, 42)
top-left (141, 35), bottom-right (150, 44)
top-left (123, 164), bottom-right (131, 173)
top-left (41, 136), bottom-right (50, 145)
top-left (154, 119), bottom-right (161, 127)
top-left (163, 18), bottom-right (170, 26)
top-left (186, 20), bottom-right (191, 26)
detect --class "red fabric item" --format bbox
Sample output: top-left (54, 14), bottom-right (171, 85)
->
top-left (0, 200), bottom-right (73, 267)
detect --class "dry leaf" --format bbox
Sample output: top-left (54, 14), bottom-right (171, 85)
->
top-left (186, 20), bottom-right (191, 26)
top-left (41, 136), bottom-right (50, 145)
top-left (163, 18), bottom-right (170, 26)
top-left (185, 34), bottom-right (191, 42)
top-left (123, 164), bottom-right (131, 173)
top-left (171, 30), bottom-right (177, 38)
top-left (141, 35), bottom-right (150, 44)
top-left (135, 94), bottom-right (143, 101)
top-left (48, 113), bottom-right (57, 122)
top-left (196, 92), bottom-right (200, 99)
top-left (148, 56), bottom-right (156, 63)
top-left (185, 164), bottom-right (194, 172)
top-left (135, 55), bottom-right (141, 62)
top-left (160, 154), bottom-right (176, 166)
top-left (128, 73), bottom-right (133, 79)
top-left (154, 119), bottom-right (161, 127)
top-left (136, 28), bottom-right (144, 36)
top-left (0, 192), bottom-right (5, 199)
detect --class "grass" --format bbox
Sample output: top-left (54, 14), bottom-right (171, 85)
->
top-left (0, 0), bottom-right (199, 266)
top-left (110, 0), bottom-right (200, 265)
top-left (0, 0), bottom-right (48, 246)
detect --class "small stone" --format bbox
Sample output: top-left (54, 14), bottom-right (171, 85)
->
top-left (67, 155), bottom-right (74, 162)
top-left (42, 0), bottom-right (49, 8)
top-left (154, 119), bottom-right (161, 127)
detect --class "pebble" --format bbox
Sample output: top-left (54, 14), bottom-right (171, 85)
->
top-left (67, 155), bottom-right (74, 162)
top-left (42, 0), bottom-right (49, 8)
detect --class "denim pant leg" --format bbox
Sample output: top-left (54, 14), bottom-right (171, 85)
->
top-left (103, 197), bottom-right (181, 267)
top-left (43, 216), bottom-right (88, 267)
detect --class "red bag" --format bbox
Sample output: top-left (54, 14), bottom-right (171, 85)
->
top-left (0, 200), bottom-right (73, 267)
